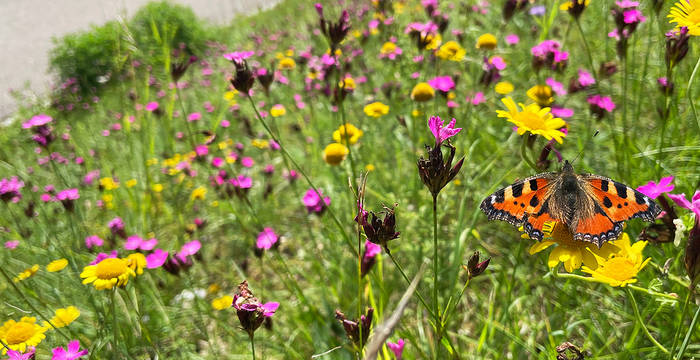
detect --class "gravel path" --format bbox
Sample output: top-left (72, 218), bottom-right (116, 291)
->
top-left (0, 0), bottom-right (278, 121)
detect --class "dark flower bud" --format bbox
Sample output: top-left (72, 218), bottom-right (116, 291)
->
top-left (230, 60), bottom-right (255, 95)
top-left (256, 67), bottom-right (275, 96)
top-left (666, 27), bottom-right (690, 69)
top-left (356, 204), bottom-right (400, 250)
top-left (317, 5), bottom-right (350, 53)
top-left (335, 308), bottom-right (373, 349)
top-left (563, 0), bottom-right (587, 20)
top-left (417, 143), bottom-right (464, 198)
top-left (599, 61), bottom-right (618, 78)
top-left (556, 341), bottom-right (584, 360)
top-left (503, 0), bottom-right (528, 21)
top-left (171, 55), bottom-right (197, 83)
top-left (233, 281), bottom-right (279, 336)
top-left (464, 251), bottom-right (490, 279)
top-left (685, 220), bottom-right (700, 288)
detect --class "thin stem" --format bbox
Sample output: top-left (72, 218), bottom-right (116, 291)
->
top-left (625, 288), bottom-right (669, 354)
top-left (249, 333), bottom-right (256, 360)
top-left (668, 290), bottom-right (692, 358)
top-left (111, 289), bottom-right (120, 360)
top-left (574, 18), bottom-right (598, 83)
top-left (688, 56), bottom-right (700, 132)
top-left (520, 136), bottom-right (538, 172)
top-left (386, 250), bottom-right (436, 319)
top-left (551, 270), bottom-right (678, 301)
top-left (432, 194), bottom-right (441, 359)
top-left (676, 294), bottom-right (700, 360)
top-left (246, 96), bottom-right (357, 256)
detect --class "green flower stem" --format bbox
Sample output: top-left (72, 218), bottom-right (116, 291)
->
top-left (432, 194), bottom-right (441, 359)
top-left (0, 267), bottom-right (71, 341)
top-left (551, 269), bottom-right (678, 301)
top-left (247, 96), bottom-right (357, 256)
top-left (520, 136), bottom-right (538, 172)
top-left (574, 18), bottom-right (598, 84)
top-left (175, 86), bottom-right (197, 151)
top-left (386, 250), bottom-right (436, 320)
top-left (111, 288), bottom-right (120, 360)
top-left (668, 290), bottom-right (692, 359)
top-left (676, 295), bottom-right (700, 360)
top-left (688, 55), bottom-right (700, 132)
top-left (625, 288), bottom-right (669, 354)
top-left (249, 333), bottom-right (257, 360)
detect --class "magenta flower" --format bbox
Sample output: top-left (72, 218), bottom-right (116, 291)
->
top-left (577, 69), bottom-right (596, 87)
top-left (668, 190), bottom-right (700, 219)
top-left (302, 188), bottom-right (331, 214)
top-left (233, 281), bottom-right (279, 335)
top-left (363, 241), bottom-right (381, 260)
top-left (195, 144), bottom-right (208, 156)
top-left (505, 34), bottom-right (520, 45)
top-left (531, 40), bottom-right (568, 69)
top-left (5, 240), bottom-right (20, 249)
top-left (7, 348), bottom-right (35, 360)
top-left (546, 78), bottom-right (567, 96)
top-left (256, 228), bottom-right (278, 250)
top-left (241, 157), bottom-right (254, 167)
top-left (187, 112), bottom-right (202, 122)
top-left (587, 95), bottom-right (616, 117)
top-left (637, 176), bottom-right (674, 199)
top-left (21, 114), bottom-right (52, 129)
top-left (231, 175), bottom-right (253, 189)
top-left (124, 235), bottom-right (158, 251)
top-left (85, 235), bottom-right (104, 249)
top-left (90, 251), bottom-right (118, 265)
top-left (51, 340), bottom-right (88, 360)
top-left (0, 176), bottom-right (24, 203)
top-left (83, 170), bottom-right (100, 186)
top-left (387, 338), bottom-right (405, 359)
top-left (223, 51), bottom-right (254, 63)
top-left (428, 115), bottom-right (462, 145)
top-left (468, 92), bottom-right (485, 106)
top-left (146, 249), bottom-right (169, 268)
top-left (428, 76), bottom-right (455, 93)
top-left (551, 106), bottom-right (574, 118)
top-left (145, 102), bottom-right (159, 112)
top-left (56, 188), bottom-right (79, 201)
top-left (176, 240), bottom-right (201, 262)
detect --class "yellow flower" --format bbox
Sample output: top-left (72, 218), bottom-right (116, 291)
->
top-left (363, 102), bottom-right (389, 117)
top-left (668, 0), bottom-right (700, 35)
top-left (436, 40), bottom-right (466, 61)
top-left (80, 257), bottom-right (136, 290)
top-left (0, 317), bottom-right (47, 354)
top-left (212, 295), bottom-right (233, 310)
top-left (224, 90), bottom-right (238, 106)
top-left (285, 49), bottom-right (294, 57)
top-left (13, 265), bottom-right (39, 282)
top-left (333, 123), bottom-right (363, 145)
top-left (126, 179), bottom-right (137, 188)
top-left (146, 158), bottom-right (159, 166)
top-left (339, 76), bottom-right (356, 91)
top-left (365, 164), bottom-right (376, 172)
top-left (208, 283), bottom-right (221, 294)
top-left (560, 0), bottom-right (590, 11)
top-left (526, 85), bottom-right (554, 106)
top-left (582, 235), bottom-right (651, 287)
top-left (45, 306), bottom-right (80, 328)
top-left (496, 97), bottom-right (567, 144)
top-left (527, 222), bottom-right (620, 272)
top-left (99, 177), bottom-right (119, 190)
top-left (411, 109), bottom-right (423, 117)
top-left (476, 33), bottom-right (498, 50)
top-left (425, 33), bottom-right (442, 50)
top-left (270, 104), bottom-right (286, 117)
top-left (323, 143), bottom-right (349, 166)
top-left (410, 82), bottom-right (435, 102)
top-left (152, 184), bottom-right (164, 192)
top-left (380, 41), bottom-right (397, 55)
top-left (126, 253), bottom-right (147, 275)
top-left (494, 81), bottom-right (514, 95)
top-left (46, 259), bottom-right (68, 272)
top-left (251, 139), bottom-right (270, 149)
top-left (278, 57), bottom-right (296, 70)
top-left (191, 186), bottom-right (207, 201)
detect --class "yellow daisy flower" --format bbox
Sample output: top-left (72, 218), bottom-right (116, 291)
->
top-left (126, 179), bottom-right (137, 188)
top-left (46, 259), bottom-right (68, 272)
top-left (476, 33), bottom-right (498, 50)
top-left (436, 40), bottom-right (466, 61)
top-left (44, 306), bottom-right (80, 328)
top-left (363, 102), bottom-right (389, 117)
top-left (80, 257), bottom-right (136, 290)
top-left (323, 143), bottom-right (349, 166)
top-left (191, 186), bottom-right (207, 201)
top-left (13, 265), bottom-right (39, 282)
top-left (526, 85), bottom-right (554, 106)
top-left (270, 104), bottom-right (286, 117)
top-left (99, 177), bottom-right (119, 190)
top-left (380, 41), bottom-right (397, 55)
top-left (668, 0), bottom-right (700, 35)
top-left (425, 33), bottom-right (442, 50)
top-left (126, 253), bottom-right (147, 275)
top-left (581, 236), bottom-right (651, 287)
top-left (496, 97), bottom-right (567, 144)
top-left (0, 317), bottom-right (48, 354)
top-left (333, 123), bottom-right (363, 145)
top-left (212, 295), bottom-right (234, 310)
top-left (410, 82), bottom-right (435, 102)
top-left (339, 76), bottom-right (356, 91)
top-left (526, 222), bottom-right (621, 272)
top-left (278, 57), bottom-right (296, 70)
top-left (494, 81), bottom-right (514, 95)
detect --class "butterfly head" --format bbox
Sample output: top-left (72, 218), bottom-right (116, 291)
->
top-left (562, 160), bottom-right (574, 174)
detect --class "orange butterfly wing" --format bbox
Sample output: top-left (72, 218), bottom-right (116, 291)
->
top-left (480, 175), bottom-right (555, 240)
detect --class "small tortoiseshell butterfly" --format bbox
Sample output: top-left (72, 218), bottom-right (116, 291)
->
top-left (480, 160), bottom-right (662, 246)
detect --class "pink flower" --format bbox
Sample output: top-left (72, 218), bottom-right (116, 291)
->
top-left (22, 114), bottom-right (52, 129)
top-left (51, 340), bottom-right (88, 360)
top-left (241, 157), bottom-right (254, 167)
top-left (83, 170), bottom-right (100, 185)
top-left (176, 240), bottom-right (201, 262)
top-left (363, 240), bottom-right (381, 260)
top-left (387, 339), bottom-right (405, 359)
top-left (551, 106), bottom-right (574, 118)
top-left (428, 115), bottom-right (462, 145)
top-left (5, 240), bottom-right (19, 249)
top-left (668, 190), bottom-right (700, 220)
top-left (231, 175), bottom-right (253, 189)
top-left (587, 95), bottom-right (616, 113)
top-left (187, 113), bottom-right (202, 122)
top-left (146, 249), bottom-right (169, 268)
top-left (90, 251), bottom-right (118, 265)
top-left (637, 176), bottom-right (674, 199)
top-left (145, 102), bottom-right (159, 112)
top-left (302, 188), bottom-right (331, 213)
top-left (428, 76), bottom-right (455, 92)
top-left (488, 56), bottom-right (507, 71)
top-left (546, 78), bottom-right (567, 96)
top-left (0, 176), bottom-right (24, 203)
top-left (56, 188), bottom-right (79, 201)
top-left (223, 51), bottom-right (254, 63)
top-left (212, 157), bottom-right (224, 168)
top-left (256, 228), bottom-right (278, 250)
top-left (124, 235), bottom-right (158, 251)
top-left (577, 69), bottom-right (596, 87)
top-left (468, 92), bottom-right (485, 106)
top-left (85, 235), bottom-right (104, 249)
top-left (623, 9), bottom-right (645, 24)
top-left (7, 348), bottom-right (35, 360)
top-left (195, 144), bottom-right (208, 156)
top-left (505, 34), bottom-right (519, 45)
top-left (616, 0), bottom-right (639, 7)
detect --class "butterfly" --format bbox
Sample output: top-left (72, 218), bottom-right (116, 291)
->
top-left (480, 160), bottom-right (662, 246)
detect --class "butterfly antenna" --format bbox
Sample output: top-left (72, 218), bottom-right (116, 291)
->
top-left (571, 130), bottom-right (599, 166)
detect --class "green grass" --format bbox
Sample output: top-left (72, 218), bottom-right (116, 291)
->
top-left (1, 0), bottom-right (699, 359)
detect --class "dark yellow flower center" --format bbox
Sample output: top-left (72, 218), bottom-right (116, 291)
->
top-left (5, 322), bottom-right (35, 345)
top-left (96, 258), bottom-right (128, 280)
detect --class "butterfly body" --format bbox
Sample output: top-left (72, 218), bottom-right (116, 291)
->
top-left (480, 161), bottom-right (661, 247)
